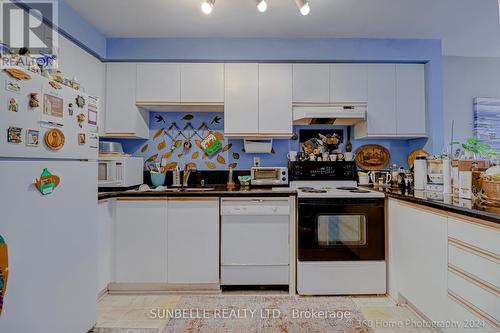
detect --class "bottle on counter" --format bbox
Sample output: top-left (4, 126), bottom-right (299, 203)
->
top-left (227, 167), bottom-right (236, 189)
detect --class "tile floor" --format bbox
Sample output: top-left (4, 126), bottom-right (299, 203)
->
top-left (93, 293), bottom-right (434, 333)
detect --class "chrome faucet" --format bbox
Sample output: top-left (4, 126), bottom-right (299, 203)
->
top-left (183, 168), bottom-right (192, 187)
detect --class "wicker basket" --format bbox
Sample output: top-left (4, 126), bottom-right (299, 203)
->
top-left (482, 179), bottom-right (500, 199)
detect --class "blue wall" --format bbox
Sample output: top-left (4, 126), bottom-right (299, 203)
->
top-left (110, 112), bottom-right (423, 171)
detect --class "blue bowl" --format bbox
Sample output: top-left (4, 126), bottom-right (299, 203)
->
top-left (150, 172), bottom-right (166, 187)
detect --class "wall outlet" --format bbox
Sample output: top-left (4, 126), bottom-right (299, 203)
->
top-left (253, 157), bottom-right (261, 167)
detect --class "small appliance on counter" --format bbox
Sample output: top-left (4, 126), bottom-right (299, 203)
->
top-left (98, 156), bottom-right (144, 188)
top-left (250, 167), bottom-right (288, 185)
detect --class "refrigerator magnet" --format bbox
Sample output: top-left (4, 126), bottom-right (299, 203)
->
top-left (7, 97), bottom-right (18, 112)
top-left (29, 93), bottom-right (39, 108)
top-left (88, 109), bottom-right (97, 125)
top-left (26, 129), bottom-right (40, 147)
top-left (34, 168), bottom-right (60, 195)
top-left (5, 80), bottom-right (20, 93)
top-left (68, 103), bottom-right (74, 116)
top-left (43, 94), bottom-right (63, 118)
top-left (75, 95), bottom-right (86, 108)
top-left (77, 113), bottom-right (85, 128)
top-left (7, 126), bottom-right (22, 143)
top-left (78, 133), bottom-right (86, 145)
top-left (0, 234), bottom-right (8, 318)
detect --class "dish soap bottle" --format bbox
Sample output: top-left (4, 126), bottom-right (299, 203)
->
top-left (227, 167), bottom-right (236, 189)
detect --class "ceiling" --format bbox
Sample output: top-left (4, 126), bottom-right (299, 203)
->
top-left (64, 0), bottom-right (500, 57)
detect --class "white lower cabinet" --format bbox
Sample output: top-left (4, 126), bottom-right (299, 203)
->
top-left (388, 199), bottom-right (498, 332)
top-left (388, 199), bottom-right (449, 322)
top-left (110, 198), bottom-right (219, 290)
top-left (167, 198), bottom-right (220, 284)
top-left (113, 200), bottom-right (167, 284)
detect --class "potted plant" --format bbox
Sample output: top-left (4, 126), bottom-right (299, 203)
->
top-left (452, 137), bottom-right (498, 160)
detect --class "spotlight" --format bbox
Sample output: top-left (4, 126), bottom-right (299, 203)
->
top-left (256, 0), bottom-right (268, 13)
top-left (294, 0), bottom-right (310, 16)
top-left (201, 0), bottom-right (215, 14)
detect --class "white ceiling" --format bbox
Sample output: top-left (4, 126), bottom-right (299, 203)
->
top-left (65, 0), bottom-right (500, 57)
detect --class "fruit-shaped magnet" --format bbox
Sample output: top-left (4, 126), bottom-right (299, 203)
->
top-left (34, 168), bottom-right (60, 195)
top-left (0, 235), bottom-right (8, 317)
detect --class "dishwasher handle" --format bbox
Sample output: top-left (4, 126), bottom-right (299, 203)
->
top-left (221, 200), bottom-right (290, 216)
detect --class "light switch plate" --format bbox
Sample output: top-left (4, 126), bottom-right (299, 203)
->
top-left (253, 157), bottom-right (261, 167)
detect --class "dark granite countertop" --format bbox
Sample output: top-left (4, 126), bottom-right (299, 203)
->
top-left (98, 185), bottom-right (297, 201)
top-left (368, 186), bottom-right (500, 224)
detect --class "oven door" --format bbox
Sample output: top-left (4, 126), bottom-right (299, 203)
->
top-left (298, 198), bottom-right (384, 261)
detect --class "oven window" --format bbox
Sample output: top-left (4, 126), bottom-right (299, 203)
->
top-left (316, 215), bottom-right (366, 247)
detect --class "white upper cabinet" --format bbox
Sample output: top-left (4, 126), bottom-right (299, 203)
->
top-left (224, 63), bottom-right (259, 135)
top-left (225, 63), bottom-right (292, 137)
top-left (136, 63), bottom-right (180, 103)
top-left (259, 64), bottom-right (293, 135)
top-left (365, 64), bottom-right (397, 136)
top-left (292, 64), bottom-right (330, 104)
top-left (396, 64), bottom-right (426, 136)
top-left (331, 64), bottom-right (368, 103)
top-left (180, 63), bottom-right (224, 103)
top-left (105, 63), bottom-right (149, 138)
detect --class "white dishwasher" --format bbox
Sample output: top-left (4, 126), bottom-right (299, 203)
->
top-left (221, 198), bottom-right (291, 285)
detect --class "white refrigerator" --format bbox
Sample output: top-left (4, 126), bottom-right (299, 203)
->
top-left (0, 68), bottom-right (99, 333)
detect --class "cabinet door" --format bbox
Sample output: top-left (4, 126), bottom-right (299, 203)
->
top-left (396, 64), bottom-right (426, 135)
top-left (292, 64), bottom-right (330, 103)
top-left (136, 63), bottom-right (180, 103)
top-left (114, 200), bottom-right (167, 283)
top-left (97, 200), bottom-right (114, 293)
top-left (180, 63), bottom-right (224, 103)
top-left (167, 198), bottom-right (219, 284)
top-left (224, 63), bottom-right (259, 135)
top-left (258, 64), bottom-right (293, 135)
top-left (105, 63), bottom-right (149, 138)
top-left (331, 64), bottom-right (367, 103)
top-left (390, 200), bottom-right (449, 322)
top-left (366, 64), bottom-right (397, 135)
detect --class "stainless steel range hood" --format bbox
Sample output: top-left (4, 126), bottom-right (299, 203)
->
top-left (293, 103), bottom-right (367, 126)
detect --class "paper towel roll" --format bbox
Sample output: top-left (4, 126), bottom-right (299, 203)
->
top-left (443, 158), bottom-right (452, 194)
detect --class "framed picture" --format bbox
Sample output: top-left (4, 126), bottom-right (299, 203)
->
top-left (78, 133), bottom-right (86, 145)
top-left (7, 126), bottom-right (22, 143)
top-left (26, 129), bottom-right (40, 146)
top-left (43, 94), bottom-right (63, 118)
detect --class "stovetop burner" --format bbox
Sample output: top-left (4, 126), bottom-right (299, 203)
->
top-left (336, 186), bottom-right (359, 191)
top-left (350, 189), bottom-right (371, 193)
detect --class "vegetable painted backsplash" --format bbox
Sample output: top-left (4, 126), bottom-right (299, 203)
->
top-left (120, 112), bottom-right (287, 170)
top-left (114, 112), bottom-right (421, 170)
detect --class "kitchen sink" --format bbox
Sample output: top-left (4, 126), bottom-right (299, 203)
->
top-left (181, 187), bottom-right (216, 191)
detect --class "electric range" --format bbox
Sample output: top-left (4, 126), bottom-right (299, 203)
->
top-left (289, 161), bottom-right (386, 295)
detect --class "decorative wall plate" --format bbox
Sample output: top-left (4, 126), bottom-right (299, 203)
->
top-left (407, 149), bottom-right (430, 169)
top-left (355, 144), bottom-right (391, 171)
top-left (44, 128), bottom-right (65, 150)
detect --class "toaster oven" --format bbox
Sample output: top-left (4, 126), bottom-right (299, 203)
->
top-left (250, 167), bottom-right (288, 186)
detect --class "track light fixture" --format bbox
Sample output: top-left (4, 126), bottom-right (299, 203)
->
top-left (201, 0), bottom-right (216, 14)
top-left (294, 0), bottom-right (310, 15)
top-left (256, 0), bottom-right (268, 13)
top-left (201, 0), bottom-right (310, 16)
